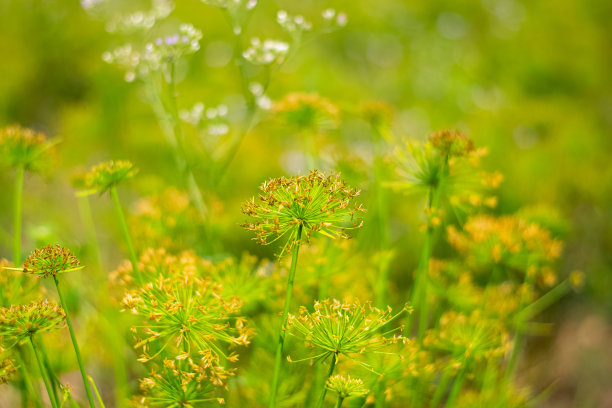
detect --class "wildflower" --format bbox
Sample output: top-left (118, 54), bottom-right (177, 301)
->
top-left (85, 160), bottom-right (137, 195)
top-left (273, 92), bottom-right (340, 130)
top-left (0, 125), bottom-right (55, 172)
top-left (243, 38), bottom-right (290, 65)
top-left (326, 375), bottom-right (369, 399)
top-left (424, 311), bottom-right (510, 364)
top-left (241, 171), bottom-right (365, 254)
top-left (104, 0), bottom-right (174, 33)
top-left (429, 129), bottom-right (474, 157)
top-left (0, 358), bottom-right (17, 384)
top-left (277, 10), bottom-right (312, 34)
top-left (287, 299), bottom-right (410, 370)
top-left (103, 24), bottom-right (202, 82)
top-left (118, 250), bottom-right (253, 377)
top-left (360, 100), bottom-right (394, 130)
top-left (0, 300), bottom-right (65, 347)
top-left (138, 359), bottom-right (223, 406)
top-left (321, 9), bottom-right (348, 28)
top-left (21, 244), bottom-right (83, 278)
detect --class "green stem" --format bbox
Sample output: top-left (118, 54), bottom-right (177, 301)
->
top-left (445, 365), bottom-right (467, 408)
top-left (18, 347), bottom-right (42, 408)
top-left (13, 164), bottom-right (24, 265)
top-left (269, 225), bottom-right (303, 408)
top-left (76, 195), bottom-right (103, 274)
top-left (110, 186), bottom-right (141, 282)
top-left (315, 353), bottom-right (337, 408)
top-left (39, 339), bottom-right (61, 408)
top-left (30, 337), bottom-right (58, 408)
top-left (430, 368), bottom-right (453, 408)
top-left (53, 275), bottom-right (96, 408)
top-left (334, 395), bottom-right (345, 408)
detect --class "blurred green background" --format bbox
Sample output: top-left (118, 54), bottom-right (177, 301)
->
top-left (0, 0), bottom-right (611, 406)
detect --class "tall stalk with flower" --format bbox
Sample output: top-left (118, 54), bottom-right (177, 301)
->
top-left (5, 245), bottom-right (97, 407)
top-left (0, 300), bottom-right (66, 408)
top-left (241, 170), bottom-right (364, 408)
top-left (286, 299), bottom-right (410, 408)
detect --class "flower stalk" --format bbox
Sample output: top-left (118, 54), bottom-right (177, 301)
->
top-left (30, 337), bottom-right (58, 408)
top-left (53, 275), bottom-right (96, 408)
top-left (269, 224), bottom-right (303, 408)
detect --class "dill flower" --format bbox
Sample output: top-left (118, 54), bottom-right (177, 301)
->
top-left (0, 300), bottom-right (65, 347)
top-left (273, 92), bottom-right (340, 130)
top-left (85, 160), bottom-right (138, 195)
top-left (287, 299), bottom-right (410, 369)
top-left (0, 358), bottom-right (17, 384)
top-left (241, 171), bottom-right (365, 254)
top-left (429, 129), bottom-right (474, 157)
top-left (326, 375), bottom-right (369, 399)
top-left (446, 214), bottom-right (563, 286)
top-left (0, 125), bottom-right (54, 172)
top-left (138, 358), bottom-right (224, 407)
top-left (120, 254), bottom-right (253, 378)
top-left (424, 311), bottom-right (509, 365)
top-left (21, 244), bottom-right (83, 278)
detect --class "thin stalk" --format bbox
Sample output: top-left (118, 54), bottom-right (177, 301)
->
top-left (110, 186), bottom-right (141, 282)
top-left (30, 337), bottom-right (58, 408)
top-left (13, 164), bottom-right (24, 265)
top-left (39, 339), bottom-right (61, 408)
top-left (373, 124), bottom-right (391, 308)
top-left (445, 365), bottom-right (467, 408)
top-left (18, 347), bottom-right (42, 408)
top-left (269, 225), bottom-right (303, 408)
top-left (315, 353), bottom-right (337, 408)
top-left (505, 258), bottom-right (537, 383)
top-left (429, 368), bottom-right (453, 408)
top-left (53, 275), bottom-right (96, 408)
top-left (334, 395), bottom-right (345, 408)
top-left (76, 195), bottom-right (103, 274)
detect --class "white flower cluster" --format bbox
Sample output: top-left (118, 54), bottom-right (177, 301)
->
top-left (80, 0), bottom-right (104, 9)
top-left (322, 8), bottom-right (348, 28)
top-left (201, 0), bottom-right (257, 10)
top-left (277, 10), bottom-right (312, 34)
top-left (106, 0), bottom-right (174, 32)
top-left (242, 38), bottom-right (290, 65)
top-left (180, 103), bottom-right (230, 137)
top-left (102, 24), bottom-right (202, 82)
top-left (249, 82), bottom-right (272, 110)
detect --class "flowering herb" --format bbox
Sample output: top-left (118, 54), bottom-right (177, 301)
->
top-left (0, 300), bottom-right (65, 347)
top-left (326, 374), bottom-right (369, 401)
top-left (241, 170), bottom-right (364, 255)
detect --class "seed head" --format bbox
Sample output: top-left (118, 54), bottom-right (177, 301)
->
top-left (429, 130), bottom-right (474, 157)
top-left (0, 125), bottom-right (53, 172)
top-left (85, 160), bottom-right (137, 194)
top-left (0, 300), bottom-right (65, 346)
top-left (241, 171), bottom-right (365, 255)
top-left (22, 245), bottom-right (82, 278)
top-left (287, 299), bottom-right (410, 371)
top-left (326, 375), bottom-right (369, 399)
top-left (273, 92), bottom-right (340, 130)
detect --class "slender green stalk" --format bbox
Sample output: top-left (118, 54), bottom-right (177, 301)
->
top-left (30, 337), bottom-right (58, 408)
top-left (18, 347), bottom-right (42, 408)
top-left (315, 353), bottom-right (337, 408)
top-left (76, 195), bottom-right (103, 274)
top-left (445, 365), bottom-right (467, 408)
top-left (39, 339), bottom-right (61, 408)
top-left (53, 275), bottom-right (96, 408)
top-left (110, 186), bottom-right (141, 282)
top-left (269, 225), bottom-right (303, 408)
top-left (13, 164), bottom-right (24, 265)
top-left (430, 368), bottom-right (453, 408)
top-left (334, 395), bottom-right (345, 408)
top-left (505, 258), bottom-right (537, 383)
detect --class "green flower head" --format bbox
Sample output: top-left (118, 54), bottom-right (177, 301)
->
top-left (241, 170), bottom-right (365, 254)
top-left (85, 160), bottom-right (138, 194)
top-left (0, 300), bottom-right (65, 346)
top-left (0, 125), bottom-right (55, 172)
top-left (22, 244), bottom-right (83, 278)
top-left (287, 299), bottom-right (410, 371)
top-left (326, 375), bottom-right (369, 399)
